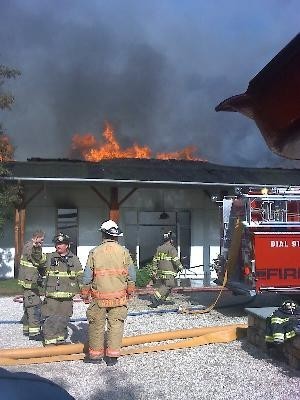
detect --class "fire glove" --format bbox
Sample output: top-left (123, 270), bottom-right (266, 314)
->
top-left (80, 288), bottom-right (91, 304)
top-left (37, 276), bottom-right (46, 289)
top-left (127, 283), bottom-right (135, 299)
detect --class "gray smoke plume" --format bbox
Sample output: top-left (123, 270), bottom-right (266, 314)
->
top-left (1, 0), bottom-right (300, 167)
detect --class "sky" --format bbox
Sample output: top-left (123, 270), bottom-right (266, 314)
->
top-left (0, 0), bottom-right (300, 167)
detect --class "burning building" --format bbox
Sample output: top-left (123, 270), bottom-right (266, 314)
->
top-left (2, 156), bottom-right (300, 283)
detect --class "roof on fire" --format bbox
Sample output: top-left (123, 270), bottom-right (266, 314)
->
top-left (4, 158), bottom-right (300, 188)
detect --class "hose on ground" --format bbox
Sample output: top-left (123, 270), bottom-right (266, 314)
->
top-left (0, 323), bottom-right (247, 365)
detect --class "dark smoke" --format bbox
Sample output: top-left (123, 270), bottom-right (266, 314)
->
top-left (0, 0), bottom-right (300, 167)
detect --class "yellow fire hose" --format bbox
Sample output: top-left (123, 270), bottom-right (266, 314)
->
top-left (0, 323), bottom-right (247, 365)
top-left (181, 217), bottom-right (243, 315)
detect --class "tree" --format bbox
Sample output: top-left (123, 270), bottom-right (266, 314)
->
top-left (0, 64), bottom-right (21, 232)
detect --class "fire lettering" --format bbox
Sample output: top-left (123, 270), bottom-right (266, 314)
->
top-left (256, 268), bottom-right (300, 280)
top-left (284, 268), bottom-right (297, 279)
top-left (270, 240), bottom-right (288, 248)
top-left (292, 240), bottom-right (300, 247)
top-left (266, 269), bottom-right (278, 279)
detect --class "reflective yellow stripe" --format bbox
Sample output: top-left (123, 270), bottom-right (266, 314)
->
top-left (29, 327), bottom-right (40, 334)
top-left (18, 280), bottom-right (35, 289)
top-left (157, 270), bottom-right (177, 278)
top-left (46, 291), bottom-right (74, 298)
top-left (44, 336), bottom-right (65, 345)
top-left (154, 253), bottom-right (173, 261)
top-left (20, 260), bottom-right (36, 268)
top-left (47, 271), bottom-right (77, 277)
top-left (265, 335), bottom-right (273, 342)
top-left (286, 331), bottom-right (296, 339)
top-left (271, 317), bottom-right (289, 324)
top-left (273, 333), bottom-right (284, 340)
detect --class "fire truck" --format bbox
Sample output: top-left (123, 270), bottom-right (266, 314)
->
top-left (213, 186), bottom-right (300, 299)
top-left (214, 34), bottom-right (300, 300)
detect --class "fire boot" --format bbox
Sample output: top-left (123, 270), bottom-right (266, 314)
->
top-left (83, 356), bottom-right (103, 364)
top-left (163, 299), bottom-right (175, 306)
top-left (29, 333), bottom-right (43, 341)
top-left (105, 357), bottom-right (118, 366)
top-left (148, 296), bottom-right (163, 308)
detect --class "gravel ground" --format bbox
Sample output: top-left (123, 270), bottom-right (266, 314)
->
top-left (0, 292), bottom-right (299, 400)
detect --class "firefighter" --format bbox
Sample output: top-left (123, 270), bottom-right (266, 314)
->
top-left (81, 220), bottom-right (135, 365)
top-left (265, 299), bottom-right (298, 345)
top-left (42, 233), bottom-right (83, 346)
top-left (18, 230), bottom-right (46, 340)
top-left (148, 231), bottom-right (183, 308)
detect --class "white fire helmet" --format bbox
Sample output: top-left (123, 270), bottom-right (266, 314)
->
top-left (163, 231), bottom-right (176, 242)
top-left (280, 299), bottom-right (298, 312)
top-left (99, 220), bottom-right (123, 237)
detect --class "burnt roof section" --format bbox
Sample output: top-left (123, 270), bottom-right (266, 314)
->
top-left (3, 158), bottom-right (300, 188)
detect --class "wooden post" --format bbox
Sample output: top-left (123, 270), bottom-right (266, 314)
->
top-left (91, 185), bottom-right (137, 224)
top-left (14, 208), bottom-right (21, 278)
top-left (109, 187), bottom-right (119, 222)
top-left (14, 185), bottom-right (26, 278)
top-left (19, 207), bottom-right (26, 253)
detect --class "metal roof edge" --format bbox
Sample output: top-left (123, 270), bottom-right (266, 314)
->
top-left (2, 176), bottom-right (288, 188)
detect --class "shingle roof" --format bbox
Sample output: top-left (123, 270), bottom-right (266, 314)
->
top-left (3, 158), bottom-right (300, 188)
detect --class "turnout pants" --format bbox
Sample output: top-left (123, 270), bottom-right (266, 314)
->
top-left (153, 277), bottom-right (176, 301)
top-left (87, 301), bottom-right (128, 358)
top-left (42, 297), bottom-right (73, 345)
top-left (22, 289), bottom-right (41, 337)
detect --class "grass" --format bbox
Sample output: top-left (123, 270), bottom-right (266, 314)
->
top-left (0, 279), bottom-right (22, 296)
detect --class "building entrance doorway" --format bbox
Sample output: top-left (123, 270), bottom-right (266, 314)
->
top-left (124, 210), bottom-right (190, 268)
top-left (56, 208), bottom-right (78, 255)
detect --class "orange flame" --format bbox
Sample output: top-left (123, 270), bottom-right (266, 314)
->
top-left (0, 134), bottom-right (14, 162)
top-left (71, 122), bottom-right (204, 161)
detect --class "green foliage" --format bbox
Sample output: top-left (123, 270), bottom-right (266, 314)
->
top-left (0, 175), bottom-right (22, 232)
top-left (0, 278), bottom-right (22, 295)
top-left (0, 64), bottom-right (21, 233)
top-left (0, 64), bottom-right (21, 110)
top-left (136, 263), bottom-right (154, 288)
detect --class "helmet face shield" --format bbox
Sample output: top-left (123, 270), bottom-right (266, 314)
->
top-left (99, 220), bottom-right (123, 237)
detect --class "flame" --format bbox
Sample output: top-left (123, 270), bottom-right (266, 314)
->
top-left (0, 134), bottom-right (14, 162)
top-left (71, 122), bottom-right (204, 161)
top-left (157, 146), bottom-right (199, 161)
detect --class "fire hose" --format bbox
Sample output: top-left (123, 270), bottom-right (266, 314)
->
top-left (0, 323), bottom-right (247, 365)
top-left (180, 217), bottom-right (243, 315)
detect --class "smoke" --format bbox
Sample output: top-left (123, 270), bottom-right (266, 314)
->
top-left (1, 0), bottom-right (300, 167)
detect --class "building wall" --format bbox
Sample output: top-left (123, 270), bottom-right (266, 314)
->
top-left (0, 184), bottom-right (221, 279)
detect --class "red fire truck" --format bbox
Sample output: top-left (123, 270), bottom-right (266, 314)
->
top-left (214, 34), bottom-right (300, 300)
top-left (213, 186), bottom-right (300, 299)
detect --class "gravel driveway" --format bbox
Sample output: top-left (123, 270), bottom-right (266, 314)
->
top-left (0, 292), bottom-right (299, 400)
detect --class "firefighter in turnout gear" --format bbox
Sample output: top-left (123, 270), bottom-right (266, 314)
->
top-left (18, 230), bottom-right (46, 340)
top-left (265, 299), bottom-right (299, 345)
top-left (81, 220), bottom-right (136, 365)
top-left (42, 233), bottom-right (83, 346)
top-left (148, 231), bottom-right (183, 308)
